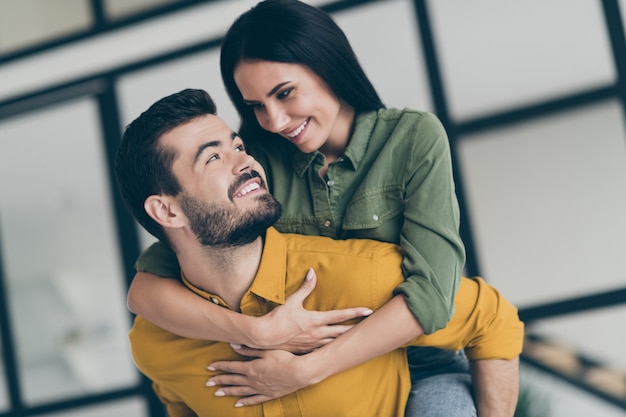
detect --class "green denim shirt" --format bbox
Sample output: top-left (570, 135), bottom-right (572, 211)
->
top-left (136, 108), bottom-right (465, 334)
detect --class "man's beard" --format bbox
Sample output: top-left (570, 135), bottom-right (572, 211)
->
top-left (179, 180), bottom-right (281, 248)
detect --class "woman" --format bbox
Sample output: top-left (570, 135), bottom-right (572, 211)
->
top-left (128, 1), bottom-right (517, 415)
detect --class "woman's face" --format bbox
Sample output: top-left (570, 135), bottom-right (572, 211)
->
top-left (233, 60), bottom-right (354, 155)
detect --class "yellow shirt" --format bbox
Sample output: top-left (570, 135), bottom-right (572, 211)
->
top-left (129, 227), bottom-right (523, 417)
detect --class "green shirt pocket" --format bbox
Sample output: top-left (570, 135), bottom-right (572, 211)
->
top-left (342, 186), bottom-right (403, 231)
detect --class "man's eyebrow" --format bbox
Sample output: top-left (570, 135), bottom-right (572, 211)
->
top-left (194, 140), bottom-right (221, 165)
top-left (242, 82), bottom-right (290, 104)
top-left (193, 132), bottom-right (240, 164)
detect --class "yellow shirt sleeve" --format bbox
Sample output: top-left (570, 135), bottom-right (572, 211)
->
top-left (407, 277), bottom-right (524, 360)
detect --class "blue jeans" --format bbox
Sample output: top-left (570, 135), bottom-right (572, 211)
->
top-left (404, 347), bottom-right (476, 417)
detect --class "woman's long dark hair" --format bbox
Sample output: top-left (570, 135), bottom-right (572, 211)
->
top-left (220, 0), bottom-right (385, 145)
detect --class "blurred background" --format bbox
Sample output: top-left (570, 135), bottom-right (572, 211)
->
top-left (0, 0), bottom-right (625, 416)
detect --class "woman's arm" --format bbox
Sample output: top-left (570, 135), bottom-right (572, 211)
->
top-left (206, 276), bottom-right (524, 410)
top-left (395, 114), bottom-right (521, 416)
top-left (128, 270), bottom-right (372, 352)
top-left (128, 272), bottom-right (256, 344)
top-left (394, 112), bottom-right (466, 333)
top-left (206, 293), bottom-right (422, 405)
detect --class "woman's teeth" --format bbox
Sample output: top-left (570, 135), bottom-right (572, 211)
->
top-left (286, 120), bottom-right (308, 138)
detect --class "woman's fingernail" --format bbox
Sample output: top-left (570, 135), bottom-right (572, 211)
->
top-left (235, 402), bottom-right (244, 407)
top-left (230, 343), bottom-right (242, 349)
top-left (306, 268), bottom-right (314, 280)
top-left (206, 380), bottom-right (215, 387)
top-left (207, 366), bottom-right (216, 371)
top-left (215, 390), bottom-right (225, 397)
top-left (362, 309), bottom-right (373, 316)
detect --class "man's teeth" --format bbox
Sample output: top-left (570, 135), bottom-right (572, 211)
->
top-left (286, 120), bottom-right (308, 138)
top-left (237, 182), bottom-right (260, 197)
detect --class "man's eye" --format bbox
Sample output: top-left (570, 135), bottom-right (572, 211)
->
top-left (235, 144), bottom-right (245, 152)
top-left (206, 154), bottom-right (219, 164)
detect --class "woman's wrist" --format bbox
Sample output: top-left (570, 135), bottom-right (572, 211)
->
top-left (243, 314), bottom-right (271, 348)
top-left (297, 348), bottom-right (332, 385)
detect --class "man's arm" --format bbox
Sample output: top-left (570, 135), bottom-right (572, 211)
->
top-left (312, 279), bottom-right (523, 417)
top-left (471, 358), bottom-right (520, 417)
top-left (406, 276), bottom-right (523, 417)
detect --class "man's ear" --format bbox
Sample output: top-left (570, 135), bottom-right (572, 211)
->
top-left (144, 195), bottom-right (186, 229)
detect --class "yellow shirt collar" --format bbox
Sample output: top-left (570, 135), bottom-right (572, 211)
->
top-left (180, 227), bottom-right (287, 309)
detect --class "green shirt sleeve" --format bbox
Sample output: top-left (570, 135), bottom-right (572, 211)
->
top-left (135, 241), bottom-right (181, 278)
top-left (391, 112), bottom-right (465, 333)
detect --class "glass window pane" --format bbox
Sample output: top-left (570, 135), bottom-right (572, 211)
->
top-left (527, 305), bottom-right (626, 375)
top-left (104, 0), bottom-right (182, 20)
top-left (0, 0), bottom-right (92, 54)
top-left (0, 0), bottom-right (255, 102)
top-left (429, 0), bottom-right (615, 120)
top-left (335, 0), bottom-right (433, 112)
top-left (457, 100), bottom-right (626, 306)
top-left (42, 396), bottom-right (149, 417)
top-left (521, 364), bottom-right (626, 417)
top-left (118, 50), bottom-right (234, 128)
top-left (0, 97), bottom-right (138, 404)
top-left (0, 341), bottom-right (8, 411)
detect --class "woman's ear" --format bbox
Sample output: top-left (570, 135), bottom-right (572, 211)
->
top-left (144, 195), bottom-right (186, 229)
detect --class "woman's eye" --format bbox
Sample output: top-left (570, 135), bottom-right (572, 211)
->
top-left (249, 102), bottom-right (264, 112)
top-left (235, 144), bottom-right (245, 152)
top-left (277, 88), bottom-right (292, 100)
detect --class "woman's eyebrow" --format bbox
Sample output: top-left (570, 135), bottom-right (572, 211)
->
top-left (267, 81), bottom-right (290, 97)
top-left (242, 81), bottom-right (291, 104)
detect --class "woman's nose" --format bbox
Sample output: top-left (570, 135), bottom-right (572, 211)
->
top-left (264, 106), bottom-right (289, 133)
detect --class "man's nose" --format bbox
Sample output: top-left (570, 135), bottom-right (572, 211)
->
top-left (233, 151), bottom-right (254, 173)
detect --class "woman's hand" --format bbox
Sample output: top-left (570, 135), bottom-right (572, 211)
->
top-left (253, 268), bottom-right (372, 353)
top-left (206, 345), bottom-right (314, 407)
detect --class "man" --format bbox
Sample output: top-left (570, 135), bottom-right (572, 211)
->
top-left (115, 88), bottom-right (523, 417)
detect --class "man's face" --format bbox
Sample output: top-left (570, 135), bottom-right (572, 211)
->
top-left (160, 114), bottom-right (281, 246)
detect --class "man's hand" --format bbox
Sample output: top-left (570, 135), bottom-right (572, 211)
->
top-left (206, 345), bottom-right (311, 407)
top-left (252, 268), bottom-right (372, 353)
